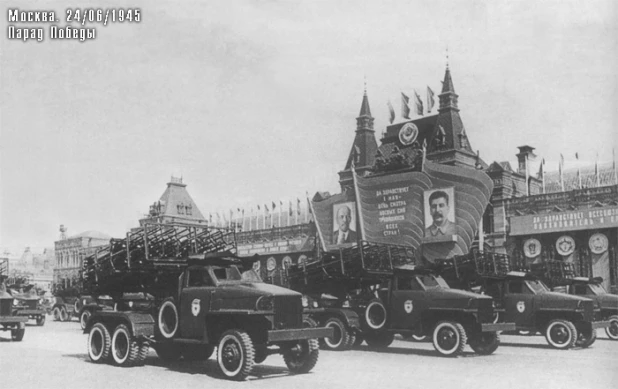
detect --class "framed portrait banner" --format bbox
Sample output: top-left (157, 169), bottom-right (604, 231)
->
top-left (423, 187), bottom-right (456, 239)
top-left (523, 238), bottom-right (542, 258)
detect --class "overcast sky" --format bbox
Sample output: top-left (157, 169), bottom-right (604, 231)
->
top-left (1, 0), bottom-right (617, 250)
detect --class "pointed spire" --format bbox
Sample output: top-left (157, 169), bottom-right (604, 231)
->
top-left (441, 67), bottom-right (455, 94)
top-left (438, 65), bottom-right (459, 111)
top-left (359, 89), bottom-right (372, 117)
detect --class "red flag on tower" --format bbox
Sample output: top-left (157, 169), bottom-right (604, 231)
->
top-left (427, 86), bottom-right (435, 113)
top-left (387, 100), bottom-right (395, 124)
top-left (414, 90), bottom-right (423, 116)
top-left (401, 92), bottom-right (410, 119)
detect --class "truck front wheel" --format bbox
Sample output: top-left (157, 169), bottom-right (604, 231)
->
top-left (80, 310), bottom-right (91, 330)
top-left (432, 321), bottom-right (467, 357)
top-left (575, 327), bottom-right (596, 348)
top-left (605, 315), bottom-right (618, 340)
top-left (322, 317), bottom-right (353, 351)
top-left (545, 319), bottom-right (577, 349)
top-left (36, 315), bottom-right (46, 326)
top-left (111, 324), bottom-right (143, 367)
top-left (59, 306), bottom-right (69, 322)
top-left (52, 307), bottom-right (61, 321)
top-left (88, 323), bottom-right (111, 363)
top-left (283, 339), bottom-right (319, 374)
top-left (469, 332), bottom-right (500, 355)
top-left (217, 330), bottom-right (255, 381)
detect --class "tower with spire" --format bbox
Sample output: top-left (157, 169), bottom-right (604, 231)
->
top-left (139, 176), bottom-right (207, 226)
top-left (426, 65), bottom-right (480, 168)
top-left (338, 88), bottom-right (379, 191)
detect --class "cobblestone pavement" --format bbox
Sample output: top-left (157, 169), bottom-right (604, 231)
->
top-left (1, 317), bottom-right (616, 389)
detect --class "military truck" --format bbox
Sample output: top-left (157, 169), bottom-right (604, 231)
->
top-left (284, 241), bottom-right (515, 356)
top-left (7, 277), bottom-right (46, 326)
top-left (51, 286), bottom-right (117, 329)
top-left (0, 259), bottom-right (27, 341)
top-left (521, 260), bottom-right (618, 341)
top-left (435, 250), bottom-right (611, 349)
top-left (81, 223), bottom-right (332, 381)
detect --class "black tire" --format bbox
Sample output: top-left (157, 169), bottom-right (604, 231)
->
top-left (36, 315), bottom-right (46, 326)
top-left (155, 343), bottom-right (183, 362)
top-left (432, 321), bottom-right (467, 357)
top-left (575, 327), bottom-right (597, 348)
top-left (469, 332), bottom-right (500, 355)
top-left (364, 332), bottom-right (395, 348)
top-left (183, 344), bottom-right (215, 361)
top-left (137, 342), bottom-right (150, 364)
top-left (80, 310), bottom-right (92, 330)
top-left (322, 317), bottom-right (353, 351)
top-left (545, 319), bottom-right (577, 349)
top-left (11, 328), bottom-right (25, 342)
top-left (157, 298), bottom-right (179, 339)
top-left (283, 338), bottom-right (319, 374)
top-left (217, 330), bottom-right (255, 381)
top-left (88, 323), bottom-right (111, 363)
top-left (401, 333), bottom-right (427, 342)
top-left (111, 324), bottom-right (142, 367)
top-left (605, 315), bottom-right (618, 340)
top-left (59, 306), bottom-right (69, 322)
top-left (52, 307), bottom-right (61, 321)
top-left (364, 299), bottom-right (387, 331)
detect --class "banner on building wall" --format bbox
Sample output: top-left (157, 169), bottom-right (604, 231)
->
top-left (509, 206), bottom-right (618, 236)
top-left (311, 160), bottom-right (494, 260)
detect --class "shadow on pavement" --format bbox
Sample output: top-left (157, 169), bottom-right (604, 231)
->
top-left (63, 352), bottom-right (300, 382)
top-left (499, 342), bottom-right (553, 350)
top-left (349, 345), bottom-right (483, 358)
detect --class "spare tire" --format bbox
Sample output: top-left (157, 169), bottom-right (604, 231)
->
top-left (158, 298), bottom-right (179, 339)
top-left (364, 299), bottom-right (387, 330)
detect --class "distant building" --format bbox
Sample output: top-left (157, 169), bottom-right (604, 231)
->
top-left (53, 229), bottom-right (111, 290)
top-left (139, 176), bottom-right (207, 227)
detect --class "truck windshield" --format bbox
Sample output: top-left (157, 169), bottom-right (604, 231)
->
top-left (212, 266), bottom-right (262, 284)
top-left (417, 275), bottom-right (450, 289)
top-left (525, 280), bottom-right (549, 293)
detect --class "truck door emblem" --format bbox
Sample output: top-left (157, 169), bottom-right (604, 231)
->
top-left (517, 301), bottom-right (525, 313)
top-left (404, 300), bottom-right (413, 313)
top-left (191, 299), bottom-right (201, 316)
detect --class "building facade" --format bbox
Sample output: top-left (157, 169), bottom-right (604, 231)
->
top-left (53, 229), bottom-right (110, 290)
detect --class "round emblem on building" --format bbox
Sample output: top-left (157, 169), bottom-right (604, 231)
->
top-left (523, 239), bottom-right (542, 258)
top-left (516, 301), bottom-right (525, 313)
top-left (191, 299), bottom-right (201, 317)
top-left (398, 123), bottom-right (419, 146)
top-left (555, 235), bottom-right (576, 256)
top-left (589, 233), bottom-right (608, 254)
top-left (252, 260), bottom-right (261, 271)
top-left (282, 256), bottom-right (293, 270)
top-left (266, 257), bottom-right (277, 272)
top-left (404, 300), bottom-right (413, 314)
top-left (298, 255), bottom-right (308, 267)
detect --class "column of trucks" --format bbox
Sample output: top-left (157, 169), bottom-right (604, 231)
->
top-left (0, 258), bottom-right (27, 341)
top-left (79, 223), bottom-right (333, 381)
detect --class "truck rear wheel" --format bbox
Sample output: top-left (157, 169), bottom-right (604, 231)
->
top-left (59, 306), bottom-right (69, 322)
top-left (217, 330), bottom-right (255, 380)
top-left (605, 315), bottom-right (618, 340)
top-left (36, 315), bottom-right (46, 326)
top-left (433, 321), bottom-right (467, 357)
top-left (88, 323), bottom-right (111, 363)
top-left (322, 317), bottom-right (353, 351)
top-left (469, 332), bottom-right (500, 355)
top-left (80, 310), bottom-right (91, 330)
top-left (364, 299), bottom-right (387, 330)
top-left (11, 328), bottom-right (25, 341)
top-left (111, 324), bottom-right (142, 367)
top-left (52, 307), bottom-right (61, 321)
top-left (545, 319), bottom-right (577, 349)
top-left (283, 338), bottom-right (319, 374)
top-left (157, 298), bottom-right (179, 339)
top-left (575, 327), bottom-right (596, 348)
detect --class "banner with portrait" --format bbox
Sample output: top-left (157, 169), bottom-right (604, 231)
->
top-left (311, 160), bottom-right (494, 260)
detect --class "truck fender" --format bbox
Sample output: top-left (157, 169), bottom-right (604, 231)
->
top-left (86, 311), bottom-right (156, 339)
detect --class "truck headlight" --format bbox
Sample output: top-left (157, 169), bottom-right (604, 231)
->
top-left (256, 296), bottom-right (274, 311)
top-left (313, 301), bottom-right (319, 308)
top-left (302, 296), bottom-right (308, 308)
top-left (13, 299), bottom-right (18, 306)
top-left (128, 301), bottom-right (134, 308)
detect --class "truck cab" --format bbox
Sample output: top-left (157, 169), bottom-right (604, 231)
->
top-left (483, 272), bottom-right (610, 349)
top-left (352, 267), bottom-right (515, 357)
top-left (563, 277), bottom-right (618, 340)
top-left (0, 260), bottom-right (27, 341)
